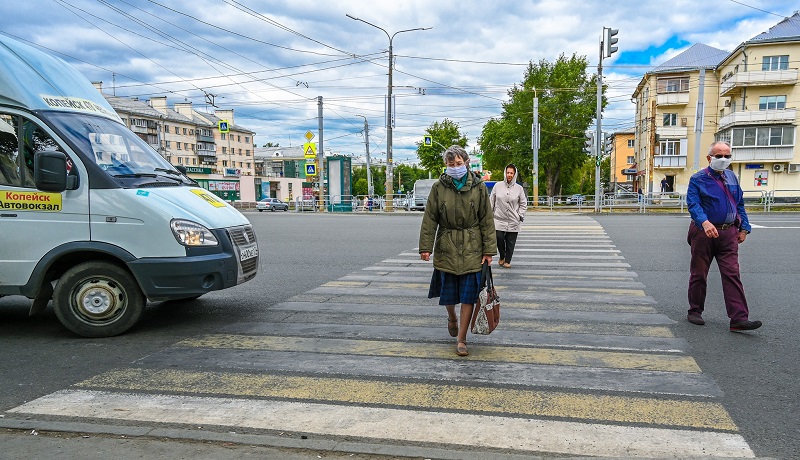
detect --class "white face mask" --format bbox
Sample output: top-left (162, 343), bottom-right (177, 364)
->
top-left (445, 165), bottom-right (467, 179)
top-left (710, 157), bottom-right (732, 171)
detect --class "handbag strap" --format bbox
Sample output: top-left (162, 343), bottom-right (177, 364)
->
top-left (480, 261), bottom-right (494, 291)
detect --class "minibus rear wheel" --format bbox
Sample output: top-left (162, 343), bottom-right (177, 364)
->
top-left (53, 261), bottom-right (146, 337)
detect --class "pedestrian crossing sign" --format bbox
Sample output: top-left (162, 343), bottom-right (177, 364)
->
top-left (306, 163), bottom-right (317, 176)
top-left (424, 135), bottom-right (432, 146)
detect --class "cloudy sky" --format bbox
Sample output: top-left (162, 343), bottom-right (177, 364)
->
top-left (0, 0), bottom-right (795, 165)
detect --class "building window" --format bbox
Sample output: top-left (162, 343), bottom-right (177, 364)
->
top-left (627, 156), bottom-right (635, 164)
top-left (221, 133), bottom-right (226, 140)
top-left (759, 95), bottom-right (786, 110)
top-left (222, 147), bottom-right (227, 154)
top-left (663, 113), bottom-right (677, 126)
top-left (184, 143), bottom-right (189, 150)
top-left (731, 126), bottom-right (794, 147)
top-left (178, 157), bottom-right (183, 164)
top-left (222, 160), bottom-right (228, 167)
top-left (164, 124), bottom-right (169, 132)
top-left (246, 162), bottom-right (251, 169)
top-left (245, 149), bottom-right (250, 156)
top-left (237, 135), bottom-right (241, 142)
top-left (762, 55), bottom-right (789, 71)
top-left (245, 136), bottom-right (250, 143)
top-left (627, 139), bottom-right (634, 148)
top-left (175, 127), bottom-right (179, 134)
top-left (657, 77), bottom-right (689, 93)
top-left (177, 142), bottom-right (182, 150)
top-left (165, 140), bottom-right (171, 148)
top-left (659, 139), bottom-right (680, 155)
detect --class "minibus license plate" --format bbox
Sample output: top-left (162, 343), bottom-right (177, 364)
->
top-left (240, 245), bottom-right (258, 261)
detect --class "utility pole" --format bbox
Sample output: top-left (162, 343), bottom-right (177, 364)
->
top-left (317, 96), bottom-right (325, 212)
top-left (649, 98), bottom-right (657, 195)
top-left (532, 94), bottom-right (539, 206)
top-left (346, 14), bottom-right (431, 212)
top-left (356, 115), bottom-right (374, 197)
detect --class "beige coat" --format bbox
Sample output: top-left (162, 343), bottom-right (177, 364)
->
top-left (490, 174), bottom-right (527, 233)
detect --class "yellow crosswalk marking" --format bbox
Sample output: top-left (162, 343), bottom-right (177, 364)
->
top-left (177, 334), bottom-right (697, 372)
top-left (77, 368), bottom-right (736, 431)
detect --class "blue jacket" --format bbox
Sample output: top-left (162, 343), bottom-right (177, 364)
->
top-left (687, 167), bottom-right (751, 232)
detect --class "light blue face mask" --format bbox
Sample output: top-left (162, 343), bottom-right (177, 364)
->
top-left (446, 165), bottom-right (467, 179)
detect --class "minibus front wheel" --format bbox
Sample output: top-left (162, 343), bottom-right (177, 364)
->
top-left (53, 261), bottom-right (146, 337)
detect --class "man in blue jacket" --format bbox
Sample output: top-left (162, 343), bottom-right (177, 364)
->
top-left (686, 141), bottom-right (761, 331)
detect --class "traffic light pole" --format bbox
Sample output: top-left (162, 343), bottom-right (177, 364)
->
top-left (595, 39), bottom-right (603, 213)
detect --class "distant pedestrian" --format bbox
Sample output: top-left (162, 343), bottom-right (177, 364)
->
top-left (686, 141), bottom-right (761, 331)
top-left (419, 145), bottom-right (496, 356)
top-left (637, 187), bottom-right (643, 203)
top-left (491, 163), bottom-right (527, 268)
top-left (660, 177), bottom-right (669, 193)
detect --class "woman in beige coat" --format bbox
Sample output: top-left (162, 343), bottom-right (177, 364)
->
top-left (490, 164), bottom-right (527, 268)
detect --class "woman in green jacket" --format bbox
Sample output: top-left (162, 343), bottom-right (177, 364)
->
top-left (419, 145), bottom-right (497, 356)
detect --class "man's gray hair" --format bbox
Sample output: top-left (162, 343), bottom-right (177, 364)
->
top-left (708, 140), bottom-right (732, 154)
top-left (442, 145), bottom-right (469, 163)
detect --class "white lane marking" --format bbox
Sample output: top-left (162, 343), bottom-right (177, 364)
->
top-left (10, 390), bottom-right (755, 459)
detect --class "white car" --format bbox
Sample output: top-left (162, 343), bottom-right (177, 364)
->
top-left (256, 197), bottom-right (289, 212)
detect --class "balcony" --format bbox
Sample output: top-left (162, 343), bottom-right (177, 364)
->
top-left (731, 146), bottom-right (794, 162)
top-left (657, 126), bottom-right (688, 138)
top-left (654, 155), bottom-right (687, 168)
top-left (657, 92), bottom-right (689, 106)
top-left (718, 108), bottom-right (796, 130)
top-left (196, 132), bottom-right (215, 143)
top-left (720, 69), bottom-right (798, 96)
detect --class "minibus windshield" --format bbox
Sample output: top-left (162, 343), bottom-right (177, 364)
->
top-left (46, 112), bottom-right (189, 183)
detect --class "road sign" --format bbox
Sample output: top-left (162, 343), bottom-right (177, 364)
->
top-left (424, 135), bottom-right (432, 146)
top-left (218, 120), bottom-right (229, 133)
top-left (305, 131), bottom-right (314, 141)
top-left (303, 142), bottom-right (317, 159)
top-left (305, 163), bottom-right (317, 176)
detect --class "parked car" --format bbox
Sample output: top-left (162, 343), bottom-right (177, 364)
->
top-left (566, 194), bottom-right (585, 204)
top-left (256, 197), bottom-right (289, 212)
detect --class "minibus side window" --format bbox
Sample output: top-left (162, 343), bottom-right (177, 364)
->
top-left (0, 113), bottom-right (71, 188)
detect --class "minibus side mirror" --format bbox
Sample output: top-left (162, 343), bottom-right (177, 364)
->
top-left (34, 150), bottom-right (68, 192)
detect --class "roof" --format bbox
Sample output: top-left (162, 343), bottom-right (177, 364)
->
top-left (0, 33), bottom-right (118, 120)
top-left (652, 43), bottom-right (729, 73)
top-left (749, 11), bottom-right (800, 43)
top-left (254, 146), bottom-right (305, 160)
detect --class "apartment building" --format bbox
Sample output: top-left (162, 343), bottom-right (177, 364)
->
top-left (632, 44), bottom-right (729, 195)
top-left (632, 12), bottom-right (800, 196)
top-left (98, 88), bottom-right (259, 201)
top-left (608, 129), bottom-right (636, 193)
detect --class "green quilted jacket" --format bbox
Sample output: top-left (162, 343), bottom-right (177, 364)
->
top-left (418, 172), bottom-right (497, 275)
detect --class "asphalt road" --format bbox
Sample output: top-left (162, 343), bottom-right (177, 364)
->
top-left (595, 212), bottom-right (800, 458)
top-left (1, 211), bottom-right (797, 458)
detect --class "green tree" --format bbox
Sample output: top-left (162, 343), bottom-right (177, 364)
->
top-left (261, 142), bottom-right (280, 147)
top-left (478, 53), bottom-right (603, 197)
top-left (414, 119), bottom-right (468, 174)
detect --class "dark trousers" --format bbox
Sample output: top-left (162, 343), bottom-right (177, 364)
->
top-left (687, 224), bottom-right (749, 323)
top-left (496, 230), bottom-right (518, 263)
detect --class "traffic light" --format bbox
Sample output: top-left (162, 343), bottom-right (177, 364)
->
top-left (604, 28), bottom-right (619, 58)
top-left (584, 132), bottom-right (594, 154)
top-left (603, 133), bottom-right (614, 154)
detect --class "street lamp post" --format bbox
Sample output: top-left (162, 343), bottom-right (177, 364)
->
top-left (346, 14), bottom-right (431, 211)
top-left (355, 115), bottom-right (374, 197)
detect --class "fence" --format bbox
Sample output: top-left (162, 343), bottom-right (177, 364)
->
top-left (233, 190), bottom-right (800, 214)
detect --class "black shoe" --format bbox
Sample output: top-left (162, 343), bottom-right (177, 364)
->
top-left (730, 320), bottom-right (762, 332)
top-left (687, 314), bottom-right (705, 325)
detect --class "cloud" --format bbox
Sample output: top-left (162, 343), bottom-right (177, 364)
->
top-left (0, 0), bottom-right (794, 164)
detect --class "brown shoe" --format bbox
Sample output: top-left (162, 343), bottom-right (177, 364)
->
top-left (456, 341), bottom-right (468, 356)
top-left (498, 259), bottom-right (504, 266)
top-left (502, 262), bottom-right (511, 268)
top-left (687, 314), bottom-right (705, 325)
top-left (447, 318), bottom-right (458, 337)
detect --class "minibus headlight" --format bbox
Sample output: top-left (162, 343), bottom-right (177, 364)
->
top-left (170, 219), bottom-right (219, 246)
